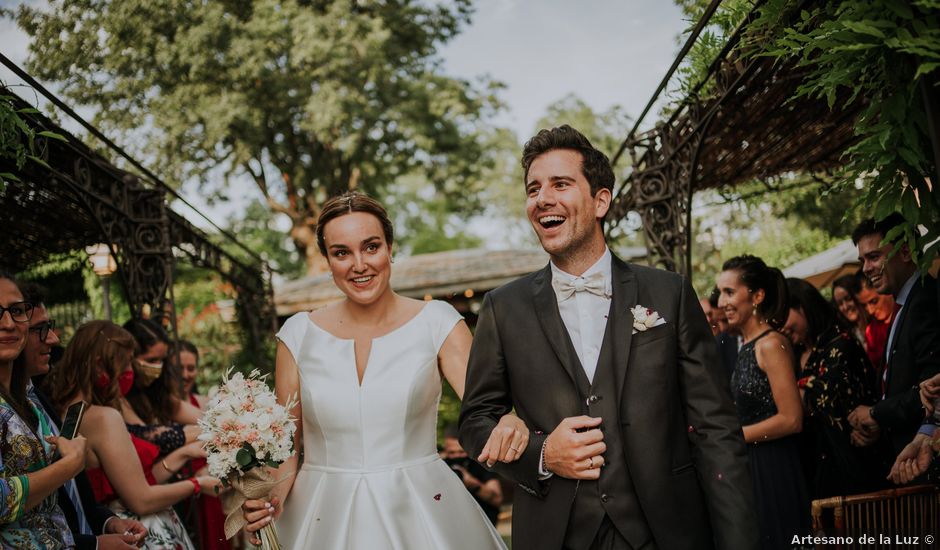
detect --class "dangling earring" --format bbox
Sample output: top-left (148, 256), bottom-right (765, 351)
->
top-left (327, 272), bottom-right (333, 279)
top-left (390, 256), bottom-right (395, 264)
top-left (752, 304), bottom-right (764, 324)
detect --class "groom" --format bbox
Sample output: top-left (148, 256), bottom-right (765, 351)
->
top-left (459, 126), bottom-right (758, 550)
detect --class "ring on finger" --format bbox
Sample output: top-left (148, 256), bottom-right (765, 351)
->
top-left (588, 456), bottom-right (595, 469)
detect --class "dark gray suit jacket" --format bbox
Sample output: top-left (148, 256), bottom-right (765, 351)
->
top-left (872, 274), bottom-right (940, 455)
top-left (459, 256), bottom-right (758, 550)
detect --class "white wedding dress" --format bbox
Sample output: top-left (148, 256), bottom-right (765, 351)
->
top-left (274, 300), bottom-right (506, 550)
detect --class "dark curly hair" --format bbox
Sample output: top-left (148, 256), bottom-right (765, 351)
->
top-left (521, 125), bottom-right (615, 199)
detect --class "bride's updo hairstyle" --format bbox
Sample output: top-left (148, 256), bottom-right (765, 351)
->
top-left (316, 191), bottom-right (395, 256)
top-left (721, 254), bottom-right (789, 330)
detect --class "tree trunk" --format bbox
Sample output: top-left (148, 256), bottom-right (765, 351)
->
top-left (290, 220), bottom-right (330, 276)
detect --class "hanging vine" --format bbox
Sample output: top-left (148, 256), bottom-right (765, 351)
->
top-left (746, 0), bottom-right (940, 268)
top-left (0, 89), bottom-right (65, 191)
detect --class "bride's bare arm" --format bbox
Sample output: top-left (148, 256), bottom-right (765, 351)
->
top-left (439, 321), bottom-right (529, 466)
top-left (243, 340), bottom-right (303, 543)
top-left (438, 320), bottom-right (473, 399)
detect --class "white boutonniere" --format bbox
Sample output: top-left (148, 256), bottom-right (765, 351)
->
top-left (631, 305), bottom-right (666, 334)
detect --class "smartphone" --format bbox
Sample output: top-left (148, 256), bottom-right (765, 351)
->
top-left (60, 401), bottom-right (87, 439)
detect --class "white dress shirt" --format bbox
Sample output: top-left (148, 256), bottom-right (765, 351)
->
top-left (550, 248), bottom-right (612, 383)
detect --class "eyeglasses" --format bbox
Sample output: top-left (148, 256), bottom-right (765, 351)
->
top-left (29, 320), bottom-right (56, 341)
top-left (0, 302), bottom-right (34, 323)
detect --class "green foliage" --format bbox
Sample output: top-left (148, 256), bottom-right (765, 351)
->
top-left (437, 380), bottom-right (460, 446)
top-left (691, 192), bottom-right (843, 297)
top-left (14, 0), bottom-right (503, 273)
top-left (0, 91), bottom-right (65, 190)
top-left (380, 170), bottom-right (486, 256)
top-left (172, 265), bottom-right (246, 389)
top-left (221, 200), bottom-right (305, 280)
top-left (535, 94), bottom-right (633, 164)
top-left (671, 0), bottom-right (757, 100)
top-left (746, 0), bottom-right (940, 269)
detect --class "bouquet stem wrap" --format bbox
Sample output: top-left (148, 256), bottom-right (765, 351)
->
top-left (221, 468), bottom-right (291, 548)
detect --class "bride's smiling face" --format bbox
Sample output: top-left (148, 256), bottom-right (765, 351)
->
top-left (323, 212), bottom-right (394, 306)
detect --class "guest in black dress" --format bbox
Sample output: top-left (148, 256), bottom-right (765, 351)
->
top-left (783, 278), bottom-right (885, 498)
top-left (717, 256), bottom-right (810, 549)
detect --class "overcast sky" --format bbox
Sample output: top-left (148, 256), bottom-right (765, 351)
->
top-left (442, 0), bottom-right (688, 138)
top-left (0, 1), bottom-right (690, 235)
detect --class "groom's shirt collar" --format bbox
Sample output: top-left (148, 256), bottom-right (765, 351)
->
top-left (549, 247), bottom-right (612, 294)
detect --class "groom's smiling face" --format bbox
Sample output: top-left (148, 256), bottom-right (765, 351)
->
top-left (525, 149), bottom-right (609, 261)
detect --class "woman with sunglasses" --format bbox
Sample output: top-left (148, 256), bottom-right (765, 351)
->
top-left (0, 270), bottom-right (86, 548)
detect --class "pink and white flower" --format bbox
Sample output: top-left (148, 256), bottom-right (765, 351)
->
top-left (197, 369), bottom-right (297, 480)
top-left (630, 305), bottom-right (666, 334)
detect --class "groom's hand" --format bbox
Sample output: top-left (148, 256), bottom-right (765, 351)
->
top-left (543, 416), bottom-right (605, 480)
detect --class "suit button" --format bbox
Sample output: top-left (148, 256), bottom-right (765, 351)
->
top-left (587, 395), bottom-right (601, 406)
top-left (601, 494), bottom-right (610, 503)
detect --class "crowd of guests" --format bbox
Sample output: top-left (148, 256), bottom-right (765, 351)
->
top-left (700, 213), bottom-right (940, 549)
top-left (3, 211), bottom-right (938, 549)
top-left (0, 270), bottom-right (229, 549)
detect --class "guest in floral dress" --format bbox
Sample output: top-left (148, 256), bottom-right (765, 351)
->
top-left (0, 271), bottom-right (85, 548)
top-left (783, 278), bottom-right (886, 498)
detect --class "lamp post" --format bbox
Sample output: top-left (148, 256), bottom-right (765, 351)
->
top-left (85, 244), bottom-right (117, 321)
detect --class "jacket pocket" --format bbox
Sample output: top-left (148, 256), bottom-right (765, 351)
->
top-left (632, 326), bottom-right (671, 347)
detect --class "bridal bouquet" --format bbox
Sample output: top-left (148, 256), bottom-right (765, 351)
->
top-left (198, 369), bottom-right (296, 550)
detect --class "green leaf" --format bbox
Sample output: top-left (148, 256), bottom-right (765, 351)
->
top-left (897, 147), bottom-right (922, 168)
top-left (236, 443), bottom-right (256, 468)
top-left (915, 62), bottom-right (940, 80)
top-left (26, 155), bottom-right (51, 169)
top-left (36, 130), bottom-right (67, 142)
top-left (843, 21), bottom-right (886, 39)
top-left (885, 0), bottom-right (914, 19)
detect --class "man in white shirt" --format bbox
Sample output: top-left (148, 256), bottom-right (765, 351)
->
top-left (460, 125), bottom-right (757, 550)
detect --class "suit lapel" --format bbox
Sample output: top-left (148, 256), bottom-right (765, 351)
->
top-left (609, 256), bottom-right (638, 401)
top-left (532, 264), bottom-right (584, 388)
top-left (887, 279), bottom-right (920, 373)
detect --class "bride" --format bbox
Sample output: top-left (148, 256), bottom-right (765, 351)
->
top-left (242, 192), bottom-right (527, 549)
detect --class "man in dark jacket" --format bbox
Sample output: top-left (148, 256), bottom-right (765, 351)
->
top-left (847, 215), bottom-right (940, 457)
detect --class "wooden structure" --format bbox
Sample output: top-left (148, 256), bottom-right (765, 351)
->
top-left (811, 485), bottom-right (940, 545)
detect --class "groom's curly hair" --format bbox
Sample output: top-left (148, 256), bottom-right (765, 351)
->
top-left (521, 125), bottom-right (615, 197)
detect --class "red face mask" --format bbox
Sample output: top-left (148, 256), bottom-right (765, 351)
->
top-left (96, 369), bottom-right (135, 396)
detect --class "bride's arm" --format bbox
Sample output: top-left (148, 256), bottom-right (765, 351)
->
top-left (243, 340), bottom-right (303, 543)
top-left (439, 321), bottom-right (528, 465)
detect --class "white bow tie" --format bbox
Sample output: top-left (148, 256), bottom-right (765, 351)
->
top-left (551, 271), bottom-right (609, 301)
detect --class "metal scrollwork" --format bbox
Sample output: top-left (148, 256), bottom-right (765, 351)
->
top-left (1, 84), bottom-right (275, 368)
